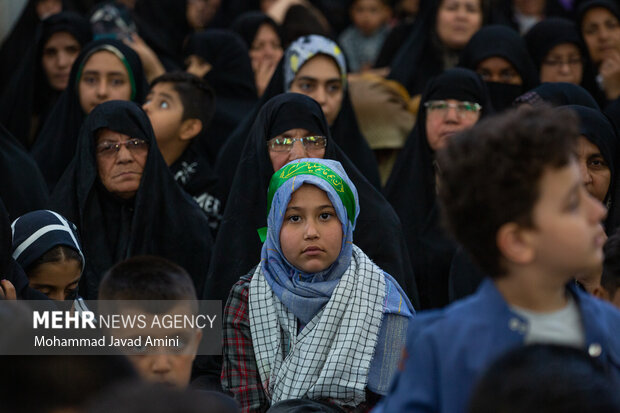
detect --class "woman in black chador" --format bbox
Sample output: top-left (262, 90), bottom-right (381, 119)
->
top-left (50, 100), bottom-right (213, 299)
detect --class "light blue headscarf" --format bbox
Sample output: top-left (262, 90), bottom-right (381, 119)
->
top-left (283, 35), bottom-right (347, 92)
top-left (261, 158), bottom-right (359, 324)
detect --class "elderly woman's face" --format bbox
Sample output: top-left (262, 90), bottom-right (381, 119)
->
top-left (425, 98), bottom-right (481, 151)
top-left (96, 128), bottom-right (148, 199)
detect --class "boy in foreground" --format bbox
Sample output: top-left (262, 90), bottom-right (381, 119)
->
top-left (375, 107), bottom-right (620, 412)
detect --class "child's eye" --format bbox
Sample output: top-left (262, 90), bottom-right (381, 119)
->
top-left (326, 83), bottom-right (342, 94)
top-left (287, 215), bottom-right (301, 223)
top-left (82, 76), bottom-right (97, 85)
top-left (159, 100), bottom-right (169, 109)
top-left (319, 212), bottom-right (332, 220)
top-left (297, 81), bottom-right (313, 91)
top-left (111, 78), bottom-right (125, 86)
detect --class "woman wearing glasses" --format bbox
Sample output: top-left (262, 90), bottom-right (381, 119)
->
top-left (49, 100), bottom-right (213, 300)
top-left (384, 68), bottom-right (491, 310)
top-left (204, 93), bottom-right (419, 315)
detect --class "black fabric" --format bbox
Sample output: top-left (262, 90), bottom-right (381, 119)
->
top-left (230, 11), bottom-right (281, 50)
top-left (204, 93), bottom-right (419, 310)
top-left (386, 1), bottom-right (447, 96)
top-left (0, 197), bottom-right (49, 300)
top-left (524, 17), bottom-right (584, 70)
top-left (566, 104), bottom-right (620, 233)
top-left (31, 38), bottom-right (148, 192)
top-left (49, 100), bottom-right (213, 299)
top-left (0, 12), bottom-right (92, 149)
top-left (514, 82), bottom-right (601, 109)
top-left (0, 124), bottom-right (49, 222)
top-left (448, 246), bottom-right (486, 302)
top-left (459, 25), bottom-right (539, 111)
top-left (384, 68), bottom-right (492, 310)
top-left (577, 0), bottom-right (620, 25)
top-left (215, 57), bottom-right (381, 206)
top-left (170, 142), bottom-right (225, 236)
top-left (184, 30), bottom-right (258, 166)
top-left (0, 0), bottom-right (71, 95)
top-left (133, 0), bottom-right (191, 69)
top-left (374, 20), bottom-right (415, 69)
top-left (489, 0), bottom-right (572, 31)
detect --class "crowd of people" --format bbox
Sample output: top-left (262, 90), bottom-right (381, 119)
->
top-left (0, 0), bottom-right (620, 412)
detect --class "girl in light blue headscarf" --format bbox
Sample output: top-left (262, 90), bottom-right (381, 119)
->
top-left (222, 157), bottom-right (414, 412)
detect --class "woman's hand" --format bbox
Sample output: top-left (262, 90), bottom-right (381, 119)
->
top-left (600, 50), bottom-right (620, 100)
top-left (0, 279), bottom-right (17, 300)
top-left (124, 33), bottom-right (166, 83)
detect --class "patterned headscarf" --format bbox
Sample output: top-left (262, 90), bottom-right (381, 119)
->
top-left (261, 158), bottom-right (359, 324)
top-left (283, 35), bottom-right (347, 92)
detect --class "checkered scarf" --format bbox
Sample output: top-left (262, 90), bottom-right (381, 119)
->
top-left (249, 244), bottom-right (385, 407)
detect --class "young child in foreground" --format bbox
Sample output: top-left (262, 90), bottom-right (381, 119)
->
top-left (222, 158), bottom-right (414, 412)
top-left (374, 106), bottom-right (620, 413)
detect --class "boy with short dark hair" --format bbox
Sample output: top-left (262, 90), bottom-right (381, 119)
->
top-left (374, 107), bottom-right (620, 413)
top-left (597, 228), bottom-right (620, 308)
top-left (143, 72), bottom-right (223, 234)
top-left (98, 255), bottom-right (203, 389)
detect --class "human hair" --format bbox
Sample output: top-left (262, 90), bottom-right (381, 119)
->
top-left (98, 255), bottom-right (197, 301)
top-left (602, 227), bottom-right (620, 298)
top-left (150, 71), bottom-right (215, 131)
top-left (468, 344), bottom-right (620, 413)
top-left (25, 245), bottom-right (83, 277)
top-left (437, 106), bottom-right (579, 277)
top-left (281, 5), bottom-right (332, 48)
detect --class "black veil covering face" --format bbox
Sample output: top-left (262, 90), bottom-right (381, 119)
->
top-left (184, 30), bottom-right (258, 166)
top-left (0, 11), bottom-right (92, 149)
top-left (215, 54), bottom-right (381, 204)
top-left (31, 38), bottom-right (148, 192)
top-left (384, 68), bottom-right (492, 309)
top-left (50, 101), bottom-right (213, 299)
top-left (204, 93), bottom-right (419, 309)
top-left (459, 25), bottom-right (539, 112)
top-left (0, 124), bottom-right (49, 222)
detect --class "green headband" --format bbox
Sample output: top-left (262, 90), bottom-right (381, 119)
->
top-left (267, 161), bottom-right (356, 225)
top-left (75, 45), bottom-right (137, 101)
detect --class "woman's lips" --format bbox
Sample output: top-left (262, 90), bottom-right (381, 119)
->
top-left (302, 246), bottom-right (323, 256)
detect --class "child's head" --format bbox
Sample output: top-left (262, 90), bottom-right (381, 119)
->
top-left (600, 227), bottom-right (620, 308)
top-left (262, 158), bottom-right (359, 276)
top-left (98, 256), bottom-right (201, 389)
top-left (143, 72), bottom-right (215, 165)
top-left (350, 0), bottom-right (391, 36)
top-left (437, 106), bottom-right (607, 279)
top-left (11, 210), bottom-right (84, 301)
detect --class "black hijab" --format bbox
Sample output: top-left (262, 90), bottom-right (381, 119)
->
top-left (567, 105), bottom-right (620, 232)
top-left (133, 0), bottom-right (191, 69)
top-left (387, 0), bottom-right (488, 96)
top-left (577, 0), bottom-right (620, 34)
top-left (50, 101), bottom-right (213, 299)
top-left (204, 93), bottom-right (419, 308)
top-left (0, 11), bottom-right (92, 149)
top-left (384, 68), bottom-right (492, 309)
top-left (514, 81), bottom-right (600, 108)
top-left (0, 124), bottom-right (49, 222)
top-left (459, 25), bottom-right (539, 112)
top-left (230, 11), bottom-right (281, 50)
top-left (184, 30), bottom-right (258, 165)
top-left (31, 38), bottom-right (148, 192)
top-left (215, 54), bottom-right (381, 204)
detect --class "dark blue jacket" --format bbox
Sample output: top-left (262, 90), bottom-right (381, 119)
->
top-left (373, 279), bottom-right (620, 413)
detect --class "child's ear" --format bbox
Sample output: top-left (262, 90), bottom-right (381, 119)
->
top-left (592, 285), bottom-right (610, 301)
top-left (179, 118), bottom-right (203, 141)
top-left (497, 222), bottom-right (535, 265)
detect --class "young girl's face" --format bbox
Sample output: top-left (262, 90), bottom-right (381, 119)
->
top-left (280, 184), bottom-right (343, 273)
top-left (28, 259), bottom-right (81, 301)
top-left (78, 50), bottom-right (132, 114)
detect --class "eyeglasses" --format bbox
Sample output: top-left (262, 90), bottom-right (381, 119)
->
top-left (267, 136), bottom-right (327, 153)
top-left (96, 138), bottom-right (148, 156)
top-left (424, 100), bottom-right (482, 118)
top-left (541, 58), bottom-right (583, 67)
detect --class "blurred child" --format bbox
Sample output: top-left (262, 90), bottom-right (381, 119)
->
top-left (339, 0), bottom-right (391, 72)
top-left (98, 256), bottom-right (203, 389)
top-left (375, 106), bottom-right (620, 412)
top-left (143, 72), bottom-right (223, 233)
